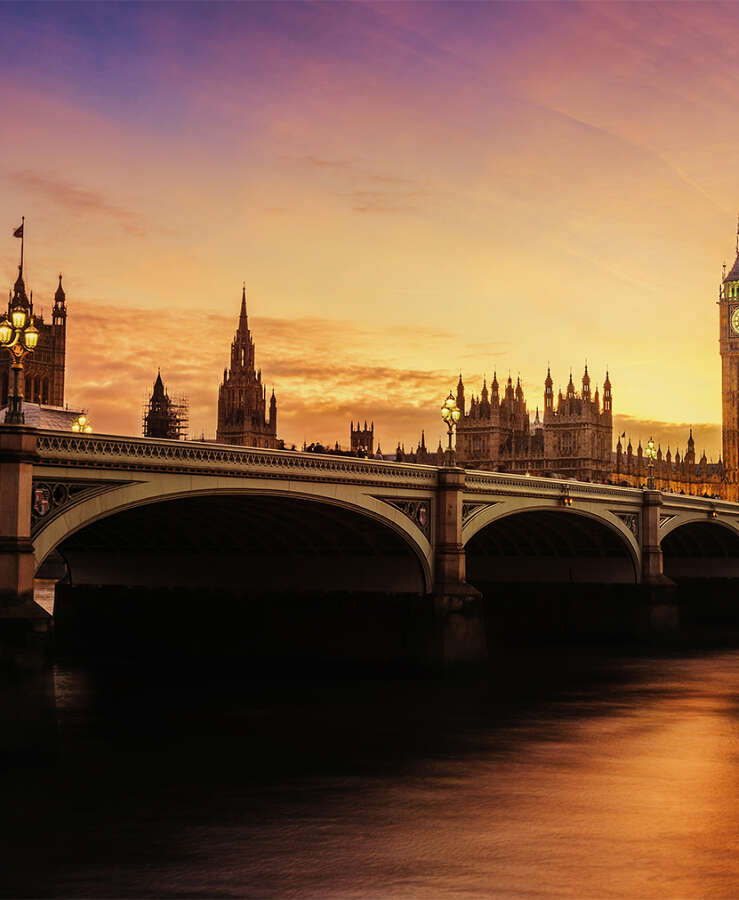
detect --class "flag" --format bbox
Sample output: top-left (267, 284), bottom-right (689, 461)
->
top-left (12, 223), bottom-right (23, 238)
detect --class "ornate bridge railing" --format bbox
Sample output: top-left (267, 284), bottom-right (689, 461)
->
top-left (464, 470), bottom-right (644, 503)
top-left (34, 430), bottom-right (439, 487)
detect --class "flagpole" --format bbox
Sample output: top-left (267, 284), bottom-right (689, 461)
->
top-left (20, 216), bottom-right (24, 277)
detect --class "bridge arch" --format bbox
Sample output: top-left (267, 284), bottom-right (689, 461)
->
top-left (463, 500), bottom-right (640, 584)
top-left (661, 515), bottom-right (739, 579)
top-left (34, 478), bottom-right (433, 594)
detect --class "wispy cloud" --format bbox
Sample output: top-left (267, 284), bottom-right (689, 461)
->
top-left (9, 171), bottom-right (148, 236)
top-left (614, 416), bottom-right (720, 460)
top-left (296, 154), bottom-right (429, 213)
top-left (65, 299), bottom-right (465, 448)
top-left (350, 188), bottom-right (428, 214)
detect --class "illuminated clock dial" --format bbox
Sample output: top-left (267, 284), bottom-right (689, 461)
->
top-left (732, 307), bottom-right (739, 334)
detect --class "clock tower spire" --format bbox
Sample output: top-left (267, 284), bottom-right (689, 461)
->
top-left (719, 219), bottom-right (739, 500)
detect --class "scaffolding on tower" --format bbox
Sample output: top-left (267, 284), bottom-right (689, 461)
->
top-left (142, 374), bottom-right (189, 440)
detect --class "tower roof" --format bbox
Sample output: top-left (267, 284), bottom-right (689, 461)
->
top-left (725, 254), bottom-right (739, 282)
top-left (152, 370), bottom-right (166, 399)
top-left (55, 274), bottom-right (65, 303)
top-left (238, 283), bottom-right (248, 330)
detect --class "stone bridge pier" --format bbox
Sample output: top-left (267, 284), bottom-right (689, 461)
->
top-left (433, 467), bottom-right (488, 663)
top-left (0, 427), bottom-right (51, 663)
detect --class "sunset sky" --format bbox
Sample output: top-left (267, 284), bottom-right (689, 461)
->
top-left (1, 1), bottom-right (737, 457)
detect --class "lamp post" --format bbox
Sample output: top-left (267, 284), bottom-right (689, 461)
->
top-left (440, 391), bottom-right (461, 466)
top-left (71, 414), bottom-right (93, 434)
top-left (0, 303), bottom-right (39, 424)
top-left (645, 436), bottom-right (657, 490)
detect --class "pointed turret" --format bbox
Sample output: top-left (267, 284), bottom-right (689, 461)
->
top-left (544, 366), bottom-right (553, 412)
top-left (581, 364), bottom-right (591, 401)
top-left (53, 273), bottom-right (67, 324)
top-left (269, 387), bottom-right (277, 434)
top-left (602, 370), bottom-right (612, 415)
top-left (152, 369), bottom-right (165, 399)
top-left (239, 282), bottom-right (248, 328)
top-left (491, 370), bottom-right (499, 407)
top-left (515, 375), bottom-right (524, 402)
top-left (456, 373), bottom-right (465, 415)
top-left (505, 373), bottom-right (514, 402)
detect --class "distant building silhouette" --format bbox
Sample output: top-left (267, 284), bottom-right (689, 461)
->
top-left (395, 431), bottom-right (445, 465)
top-left (350, 420), bottom-right (374, 456)
top-left (2, 260), bottom-right (66, 407)
top-left (455, 367), bottom-right (612, 481)
top-left (216, 286), bottom-right (279, 448)
top-left (143, 371), bottom-right (188, 440)
top-left (613, 430), bottom-right (723, 496)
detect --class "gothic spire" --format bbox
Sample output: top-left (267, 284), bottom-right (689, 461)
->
top-left (55, 273), bottom-right (65, 303)
top-left (152, 369), bottom-right (166, 399)
top-left (239, 282), bottom-right (248, 331)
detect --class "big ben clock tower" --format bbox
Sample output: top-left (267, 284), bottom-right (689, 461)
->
top-left (719, 225), bottom-right (739, 500)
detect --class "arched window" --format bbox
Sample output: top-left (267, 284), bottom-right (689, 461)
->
top-left (34, 377), bottom-right (41, 402)
top-left (42, 379), bottom-right (49, 404)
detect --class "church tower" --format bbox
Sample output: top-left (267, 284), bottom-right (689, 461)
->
top-left (216, 285), bottom-right (279, 449)
top-left (2, 231), bottom-right (67, 408)
top-left (719, 224), bottom-right (739, 499)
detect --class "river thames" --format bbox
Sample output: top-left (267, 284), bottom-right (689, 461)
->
top-left (2, 641), bottom-right (738, 898)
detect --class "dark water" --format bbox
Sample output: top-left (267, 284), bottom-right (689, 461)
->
top-left (2, 647), bottom-right (739, 898)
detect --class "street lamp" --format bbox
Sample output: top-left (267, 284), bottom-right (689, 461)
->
top-left (645, 436), bottom-right (657, 490)
top-left (71, 414), bottom-right (93, 434)
top-left (440, 391), bottom-right (461, 466)
top-left (0, 303), bottom-right (39, 424)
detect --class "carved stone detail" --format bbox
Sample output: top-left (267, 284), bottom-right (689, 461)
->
top-left (659, 514), bottom-right (676, 528)
top-left (614, 511), bottom-right (640, 539)
top-left (462, 502), bottom-right (496, 524)
top-left (31, 479), bottom-right (131, 536)
top-left (376, 497), bottom-right (431, 539)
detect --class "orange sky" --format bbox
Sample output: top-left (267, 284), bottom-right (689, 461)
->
top-left (1, 2), bottom-right (736, 457)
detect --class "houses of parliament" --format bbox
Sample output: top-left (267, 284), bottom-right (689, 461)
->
top-left (9, 226), bottom-right (739, 500)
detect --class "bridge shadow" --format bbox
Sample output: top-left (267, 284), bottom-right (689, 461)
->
top-left (51, 494), bottom-right (433, 666)
top-left (662, 520), bottom-right (739, 579)
top-left (466, 509), bottom-right (638, 584)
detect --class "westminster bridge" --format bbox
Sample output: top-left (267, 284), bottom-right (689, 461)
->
top-left (2, 425), bottom-right (739, 662)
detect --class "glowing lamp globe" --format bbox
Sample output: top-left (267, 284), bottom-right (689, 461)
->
top-left (71, 422), bottom-right (80, 432)
top-left (451, 407), bottom-right (461, 424)
top-left (23, 322), bottom-right (39, 350)
top-left (11, 307), bottom-right (26, 330)
top-left (0, 319), bottom-right (12, 345)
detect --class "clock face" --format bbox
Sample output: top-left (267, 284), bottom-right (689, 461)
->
top-left (732, 307), bottom-right (739, 335)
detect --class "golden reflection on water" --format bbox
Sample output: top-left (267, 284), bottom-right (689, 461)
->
top-left (211, 656), bottom-right (739, 899)
top-left (33, 651), bottom-right (739, 898)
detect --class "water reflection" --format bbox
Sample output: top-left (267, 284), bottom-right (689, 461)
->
top-left (2, 651), bottom-right (738, 898)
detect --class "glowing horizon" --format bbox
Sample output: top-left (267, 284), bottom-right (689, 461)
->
top-left (1, 1), bottom-right (735, 458)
